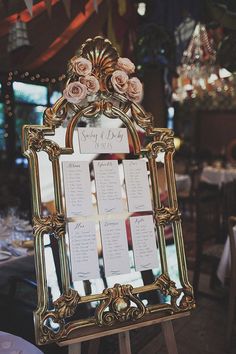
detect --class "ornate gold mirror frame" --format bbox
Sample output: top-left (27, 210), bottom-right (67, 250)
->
top-left (22, 37), bottom-right (195, 346)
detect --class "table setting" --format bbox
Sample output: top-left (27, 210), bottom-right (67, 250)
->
top-left (0, 209), bottom-right (33, 264)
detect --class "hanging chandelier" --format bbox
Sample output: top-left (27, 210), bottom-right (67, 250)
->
top-left (173, 22), bottom-right (234, 107)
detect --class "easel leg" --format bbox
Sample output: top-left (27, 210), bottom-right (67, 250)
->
top-left (161, 321), bottom-right (178, 354)
top-left (88, 338), bottom-right (100, 354)
top-left (118, 331), bottom-right (132, 354)
top-left (68, 342), bottom-right (81, 354)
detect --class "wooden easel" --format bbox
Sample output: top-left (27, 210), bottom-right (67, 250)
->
top-left (59, 312), bottom-right (190, 354)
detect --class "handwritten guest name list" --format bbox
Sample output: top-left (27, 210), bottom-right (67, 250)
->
top-left (68, 221), bottom-right (100, 281)
top-left (100, 220), bottom-right (130, 277)
top-left (130, 215), bottom-right (159, 271)
top-left (123, 159), bottom-right (152, 212)
top-left (93, 160), bottom-right (123, 214)
top-left (78, 128), bottom-right (130, 153)
top-left (62, 161), bottom-right (93, 217)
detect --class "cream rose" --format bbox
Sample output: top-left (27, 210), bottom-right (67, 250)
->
top-left (80, 75), bottom-right (100, 94)
top-left (63, 81), bottom-right (87, 104)
top-left (71, 57), bottom-right (92, 76)
top-left (116, 57), bottom-right (135, 74)
top-left (127, 77), bottom-right (143, 103)
top-left (111, 70), bottom-right (129, 94)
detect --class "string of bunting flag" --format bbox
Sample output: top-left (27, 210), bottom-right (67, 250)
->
top-left (22, 0), bottom-right (98, 18)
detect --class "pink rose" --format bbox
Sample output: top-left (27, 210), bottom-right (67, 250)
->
top-left (111, 70), bottom-right (129, 94)
top-left (127, 77), bottom-right (143, 103)
top-left (80, 75), bottom-right (100, 94)
top-left (116, 57), bottom-right (135, 74)
top-left (63, 81), bottom-right (87, 104)
top-left (70, 57), bottom-right (92, 76)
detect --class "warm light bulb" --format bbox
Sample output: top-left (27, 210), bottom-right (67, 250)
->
top-left (208, 73), bottom-right (218, 84)
top-left (137, 2), bottom-right (146, 16)
top-left (219, 68), bottom-right (231, 79)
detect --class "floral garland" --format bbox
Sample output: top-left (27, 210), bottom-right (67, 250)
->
top-left (63, 56), bottom-right (143, 105)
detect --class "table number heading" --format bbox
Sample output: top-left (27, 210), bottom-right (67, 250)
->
top-left (78, 128), bottom-right (130, 153)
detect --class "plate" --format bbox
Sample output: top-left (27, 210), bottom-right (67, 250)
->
top-left (0, 251), bottom-right (12, 261)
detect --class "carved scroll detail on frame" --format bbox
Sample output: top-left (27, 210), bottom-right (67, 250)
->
top-left (154, 274), bottom-right (180, 311)
top-left (53, 288), bottom-right (81, 319)
top-left (154, 207), bottom-right (181, 226)
top-left (179, 287), bottom-right (196, 311)
top-left (153, 274), bottom-right (195, 312)
top-left (96, 284), bottom-right (146, 326)
top-left (27, 127), bottom-right (61, 161)
top-left (38, 289), bottom-right (80, 344)
top-left (33, 214), bottom-right (65, 239)
top-left (43, 98), bottom-right (68, 128)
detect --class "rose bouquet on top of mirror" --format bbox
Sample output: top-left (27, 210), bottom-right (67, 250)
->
top-left (63, 54), bottom-right (143, 106)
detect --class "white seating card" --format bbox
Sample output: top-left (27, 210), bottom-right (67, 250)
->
top-left (100, 220), bottom-right (130, 277)
top-left (68, 221), bottom-right (100, 281)
top-left (93, 160), bottom-right (123, 214)
top-left (130, 215), bottom-right (159, 271)
top-left (78, 128), bottom-right (130, 153)
top-left (62, 161), bottom-right (93, 217)
top-left (123, 159), bottom-right (152, 212)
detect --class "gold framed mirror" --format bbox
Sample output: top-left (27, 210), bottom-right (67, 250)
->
top-left (22, 36), bottom-right (195, 346)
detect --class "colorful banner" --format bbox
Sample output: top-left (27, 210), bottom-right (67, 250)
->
top-left (27, 0), bottom-right (103, 70)
top-left (0, 0), bottom-right (59, 37)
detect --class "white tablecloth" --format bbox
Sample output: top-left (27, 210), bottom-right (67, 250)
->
top-left (217, 226), bottom-right (236, 285)
top-left (175, 174), bottom-right (191, 193)
top-left (0, 331), bottom-right (43, 354)
top-left (201, 166), bottom-right (236, 187)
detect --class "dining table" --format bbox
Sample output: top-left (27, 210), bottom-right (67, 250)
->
top-left (200, 165), bottom-right (236, 187)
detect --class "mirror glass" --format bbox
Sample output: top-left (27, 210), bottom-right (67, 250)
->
top-left (37, 109), bottom-right (181, 320)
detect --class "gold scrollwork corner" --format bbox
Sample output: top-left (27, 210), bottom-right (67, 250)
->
top-left (33, 214), bottom-right (65, 239)
top-left (146, 130), bottom-right (175, 157)
top-left (38, 289), bottom-right (80, 344)
top-left (43, 97), bottom-right (68, 128)
top-left (156, 129), bottom-right (175, 152)
top-left (154, 207), bottom-right (181, 226)
top-left (154, 274), bottom-right (181, 311)
top-left (130, 103), bottom-right (153, 130)
top-left (27, 127), bottom-right (44, 151)
top-left (96, 284), bottom-right (146, 326)
top-left (179, 287), bottom-right (196, 311)
top-left (27, 127), bottom-right (61, 161)
top-left (53, 288), bottom-right (81, 319)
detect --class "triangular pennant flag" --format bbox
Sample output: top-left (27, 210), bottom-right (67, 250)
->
top-left (44, 0), bottom-right (52, 17)
top-left (24, 0), bottom-right (33, 17)
top-left (2, 0), bottom-right (9, 14)
top-left (93, 0), bottom-right (98, 13)
top-left (61, 0), bottom-right (71, 18)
